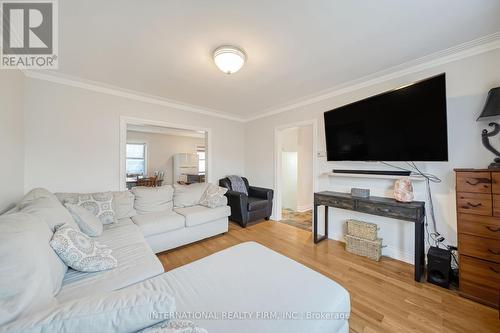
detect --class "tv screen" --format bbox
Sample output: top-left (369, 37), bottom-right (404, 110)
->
top-left (324, 73), bottom-right (448, 161)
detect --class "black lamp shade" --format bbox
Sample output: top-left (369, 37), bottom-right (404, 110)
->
top-left (477, 87), bottom-right (500, 120)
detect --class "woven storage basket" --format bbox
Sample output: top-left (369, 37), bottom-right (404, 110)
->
top-left (346, 219), bottom-right (378, 240)
top-left (345, 234), bottom-right (382, 261)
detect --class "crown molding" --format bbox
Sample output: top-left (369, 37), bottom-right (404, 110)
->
top-left (245, 31), bottom-right (500, 122)
top-left (23, 70), bottom-right (246, 122)
top-left (23, 32), bottom-right (500, 124)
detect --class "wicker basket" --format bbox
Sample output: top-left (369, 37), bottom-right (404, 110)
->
top-left (345, 235), bottom-right (383, 261)
top-left (346, 219), bottom-right (378, 240)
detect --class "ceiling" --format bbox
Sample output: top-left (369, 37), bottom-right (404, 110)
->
top-left (56, 0), bottom-right (500, 118)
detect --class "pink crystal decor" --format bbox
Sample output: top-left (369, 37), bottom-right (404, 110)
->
top-left (394, 178), bottom-right (414, 202)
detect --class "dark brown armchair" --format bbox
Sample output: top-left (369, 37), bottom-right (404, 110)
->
top-left (219, 177), bottom-right (273, 228)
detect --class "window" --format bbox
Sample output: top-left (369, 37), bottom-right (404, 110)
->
top-left (126, 143), bottom-right (146, 175)
top-left (197, 145), bottom-right (206, 174)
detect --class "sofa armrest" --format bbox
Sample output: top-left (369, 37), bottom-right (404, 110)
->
top-left (248, 186), bottom-right (274, 200)
top-left (2, 281), bottom-right (175, 333)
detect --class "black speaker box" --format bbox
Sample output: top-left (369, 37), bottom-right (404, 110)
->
top-left (427, 246), bottom-right (451, 289)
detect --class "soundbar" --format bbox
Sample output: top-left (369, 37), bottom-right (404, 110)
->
top-left (332, 169), bottom-right (411, 176)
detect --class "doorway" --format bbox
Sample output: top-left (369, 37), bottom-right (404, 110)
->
top-left (119, 117), bottom-right (211, 191)
top-left (274, 120), bottom-right (317, 231)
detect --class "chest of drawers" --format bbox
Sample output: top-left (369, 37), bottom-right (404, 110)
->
top-left (455, 169), bottom-right (500, 308)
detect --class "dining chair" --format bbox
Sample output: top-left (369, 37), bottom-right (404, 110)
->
top-left (137, 176), bottom-right (158, 187)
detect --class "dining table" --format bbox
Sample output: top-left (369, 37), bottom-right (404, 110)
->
top-left (126, 177), bottom-right (163, 189)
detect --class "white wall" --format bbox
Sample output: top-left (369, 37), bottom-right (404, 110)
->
top-left (297, 125), bottom-right (313, 211)
top-left (127, 130), bottom-right (204, 184)
top-left (245, 49), bottom-right (500, 263)
top-left (23, 78), bottom-right (245, 193)
top-left (0, 70), bottom-right (25, 212)
top-left (280, 128), bottom-right (299, 210)
top-left (279, 126), bottom-right (314, 212)
top-left (282, 151), bottom-right (298, 210)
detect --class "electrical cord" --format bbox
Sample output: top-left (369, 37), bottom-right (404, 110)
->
top-left (379, 161), bottom-right (443, 243)
top-left (449, 247), bottom-right (460, 268)
top-left (380, 161), bottom-right (459, 269)
top-left (407, 161), bottom-right (441, 183)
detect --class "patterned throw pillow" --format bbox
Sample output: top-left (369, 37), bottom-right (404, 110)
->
top-left (77, 192), bottom-right (115, 225)
top-left (199, 184), bottom-right (228, 208)
top-left (49, 224), bottom-right (117, 272)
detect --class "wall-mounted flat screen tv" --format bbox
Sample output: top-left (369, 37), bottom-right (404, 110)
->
top-left (324, 73), bottom-right (448, 161)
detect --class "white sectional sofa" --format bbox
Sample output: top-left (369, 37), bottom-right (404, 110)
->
top-left (0, 186), bottom-right (350, 333)
top-left (55, 183), bottom-right (230, 254)
top-left (0, 185), bottom-right (229, 330)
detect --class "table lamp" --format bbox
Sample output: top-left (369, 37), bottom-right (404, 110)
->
top-left (477, 87), bottom-right (500, 168)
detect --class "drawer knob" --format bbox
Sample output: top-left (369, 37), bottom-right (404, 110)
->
top-left (487, 248), bottom-right (500, 255)
top-left (466, 179), bottom-right (480, 185)
top-left (466, 202), bottom-right (482, 208)
top-left (490, 266), bottom-right (500, 274)
top-left (486, 226), bottom-right (500, 232)
top-left (377, 207), bottom-right (391, 213)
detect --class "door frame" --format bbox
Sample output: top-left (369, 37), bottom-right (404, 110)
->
top-left (273, 119), bottom-right (318, 221)
top-left (119, 116), bottom-right (212, 191)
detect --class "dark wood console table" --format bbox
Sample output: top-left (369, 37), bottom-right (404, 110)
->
top-left (313, 191), bottom-right (426, 282)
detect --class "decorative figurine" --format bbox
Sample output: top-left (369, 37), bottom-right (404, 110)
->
top-left (394, 178), bottom-right (414, 202)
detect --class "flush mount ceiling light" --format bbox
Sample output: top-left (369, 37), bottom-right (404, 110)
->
top-left (213, 45), bottom-right (246, 74)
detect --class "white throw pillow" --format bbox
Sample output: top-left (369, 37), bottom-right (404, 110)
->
top-left (132, 186), bottom-right (174, 214)
top-left (19, 188), bottom-right (79, 232)
top-left (77, 192), bottom-right (116, 225)
top-left (1, 287), bottom-right (175, 333)
top-left (64, 203), bottom-right (103, 237)
top-left (15, 189), bottom-right (72, 296)
top-left (173, 183), bottom-right (209, 208)
top-left (0, 213), bottom-right (58, 326)
top-left (199, 184), bottom-right (228, 208)
top-left (49, 224), bottom-right (117, 272)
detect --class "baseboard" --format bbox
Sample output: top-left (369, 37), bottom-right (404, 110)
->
top-left (296, 204), bottom-right (312, 212)
top-left (328, 232), bottom-right (414, 265)
top-left (382, 246), bottom-right (414, 265)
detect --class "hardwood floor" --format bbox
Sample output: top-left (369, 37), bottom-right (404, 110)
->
top-left (157, 220), bottom-right (500, 333)
top-left (279, 208), bottom-right (312, 231)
